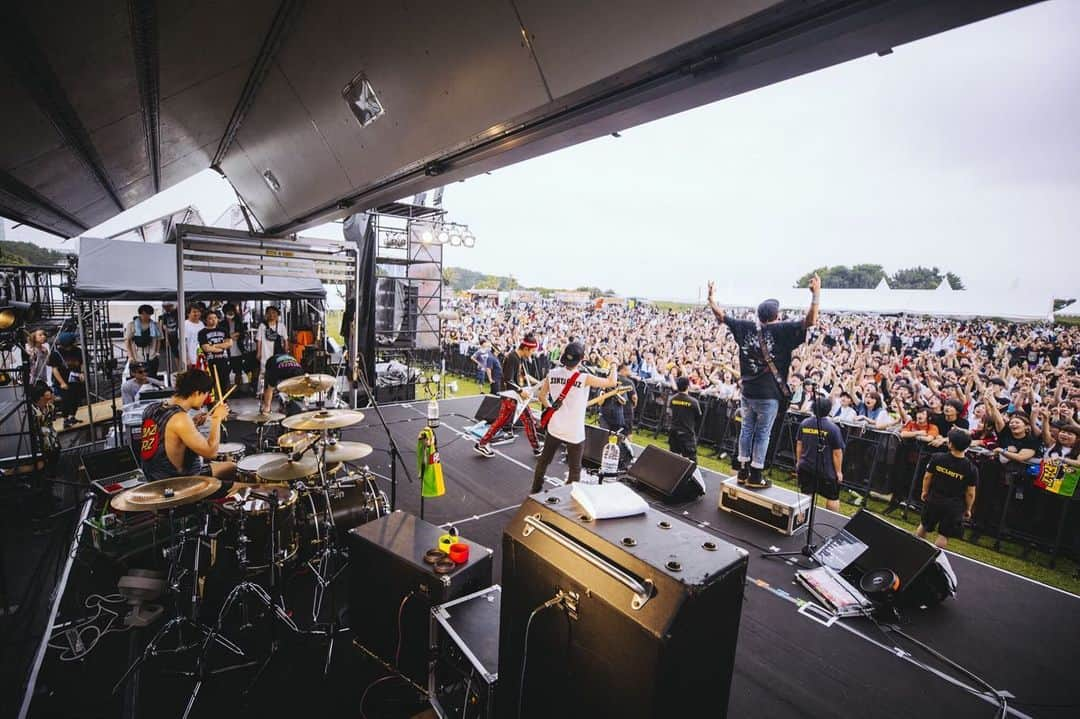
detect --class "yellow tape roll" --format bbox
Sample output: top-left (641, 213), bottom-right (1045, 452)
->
top-left (438, 533), bottom-right (455, 552)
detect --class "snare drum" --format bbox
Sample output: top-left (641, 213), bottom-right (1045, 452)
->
top-left (214, 442), bottom-right (247, 463)
top-left (218, 487), bottom-right (298, 571)
top-left (236, 453), bottom-right (284, 482)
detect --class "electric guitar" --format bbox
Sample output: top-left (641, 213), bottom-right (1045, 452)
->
top-left (586, 384), bottom-right (634, 408)
top-left (503, 380), bottom-right (544, 423)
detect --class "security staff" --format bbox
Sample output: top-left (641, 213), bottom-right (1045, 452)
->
top-left (916, 428), bottom-right (978, 549)
top-left (795, 396), bottom-right (845, 510)
top-left (668, 376), bottom-right (702, 462)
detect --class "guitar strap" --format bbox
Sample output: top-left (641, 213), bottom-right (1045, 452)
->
top-left (541, 371), bottom-right (581, 428)
top-left (756, 326), bottom-right (792, 403)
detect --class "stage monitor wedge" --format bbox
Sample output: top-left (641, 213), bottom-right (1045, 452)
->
top-left (628, 444), bottom-right (701, 502)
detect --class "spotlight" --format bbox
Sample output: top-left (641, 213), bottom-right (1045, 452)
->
top-left (462, 233), bottom-right (475, 248)
top-left (342, 72), bottom-right (385, 127)
top-left (437, 230), bottom-right (450, 244)
top-left (0, 301), bottom-right (41, 331)
top-left (449, 234), bottom-right (462, 247)
top-left (421, 229), bottom-right (434, 244)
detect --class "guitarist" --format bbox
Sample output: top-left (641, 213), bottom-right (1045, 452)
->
top-left (474, 333), bottom-right (542, 458)
top-left (531, 342), bottom-right (618, 493)
top-left (707, 274), bottom-right (820, 489)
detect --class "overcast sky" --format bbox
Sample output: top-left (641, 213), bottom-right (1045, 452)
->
top-left (6, 0), bottom-right (1077, 301)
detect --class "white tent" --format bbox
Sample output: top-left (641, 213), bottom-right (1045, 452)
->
top-left (74, 236), bottom-right (326, 301)
top-left (1054, 300), bottom-right (1080, 319)
top-left (713, 284), bottom-right (1054, 322)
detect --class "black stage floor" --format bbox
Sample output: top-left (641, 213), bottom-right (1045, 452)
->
top-left (8, 395), bottom-right (1080, 718)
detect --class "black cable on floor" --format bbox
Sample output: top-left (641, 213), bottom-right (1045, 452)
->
top-left (518, 592), bottom-right (564, 719)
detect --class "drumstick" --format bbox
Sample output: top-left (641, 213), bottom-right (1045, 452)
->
top-left (210, 383), bottom-right (237, 414)
top-left (212, 364), bottom-right (223, 403)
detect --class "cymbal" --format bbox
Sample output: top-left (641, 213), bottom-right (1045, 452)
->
top-left (277, 373), bottom-right (336, 397)
top-left (282, 409), bottom-right (365, 431)
top-left (234, 411), bottom-right (286, 424)
top-left (111, 476), bottom-right (221, 512)
top-left (255, 455), bottom-right (320, 483)
top-left (278, 430), bottom-right (317, 449)
top-left (317, 441), bottom-right (374, 463)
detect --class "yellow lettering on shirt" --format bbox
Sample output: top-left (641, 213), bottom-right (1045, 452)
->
top-left (801, 427), bottom-right (828, 437)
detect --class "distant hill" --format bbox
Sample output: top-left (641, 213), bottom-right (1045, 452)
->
top-left (443, 266), bottom-right (615, 298)
top-left (0, 240), bottom-right (69, 266)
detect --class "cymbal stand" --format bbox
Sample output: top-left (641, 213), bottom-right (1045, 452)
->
top-left (215, 490), bottom-right (298, 699)
top-left (113, 506), bottom-right (246, 696)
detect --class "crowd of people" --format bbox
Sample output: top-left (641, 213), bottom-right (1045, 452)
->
top-left (446, 294), bottom-right (1080, 469)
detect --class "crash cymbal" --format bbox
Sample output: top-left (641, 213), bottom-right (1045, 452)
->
top-left (277, 373), bottom-right (336, 397)
top-left (282, 409), bottom-right (365, 431)
top-left (255, 455), bottom-right (320, 483)
top-left (278, 430), bottom-right (317, 449)
top-left (111, 476), bottom-right (221, 512)
top-left (234, 411), bottom-right (286, 424)
top-left (316, 441), bottom-right (374, 464)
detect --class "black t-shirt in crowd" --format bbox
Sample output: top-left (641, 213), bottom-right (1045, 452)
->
top-left (796, 416), bottom-right (846, 480)
top-left (994, 423), bottom-right (1041, 460)
top-left (198, 327), bottom-right (229, 359)
top-left (925, 452), bottom-right (979, 500)
top-left (722, 317), bottom-right (806, 400)
top-left (668, 392), bottom-right (701, 437)
top-left (930, 414), bottom-right (969, 438)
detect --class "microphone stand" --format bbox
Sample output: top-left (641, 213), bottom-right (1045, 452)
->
top-left (353, 352), bottom-right (413, 513)
top-left (764, 409), bottom-right (827, 566)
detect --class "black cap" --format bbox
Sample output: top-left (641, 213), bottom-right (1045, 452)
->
top-left (130, 362), bottom-right (147, 373)
top-left (560, 341), bottom-right (585, 366)
top-left (757, 299), bottom-right (780, 323)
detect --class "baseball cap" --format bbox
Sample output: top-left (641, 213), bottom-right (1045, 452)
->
top-left (757, 299), bottom-right (780, 323)
top-left (560, 341), bottom-right (585, 366)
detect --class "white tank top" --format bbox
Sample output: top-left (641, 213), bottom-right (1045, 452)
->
top-left (545, 365), bottom-right (589, 444)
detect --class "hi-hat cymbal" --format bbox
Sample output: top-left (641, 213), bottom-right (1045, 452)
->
top-left (317, 441), bottom-right (374, 464)
top-left (278, 430), bottom-right (317, 449)
top-left (255, 455), bottom-right (320, 483)
top-left (282, 409), bottom-right (365, 431)
top-left (277, 374), bottom-right (336, 397)
top-left (111, 476), bottom-right (221, 512)
top-left (234, 411), bottom-right (286, 424)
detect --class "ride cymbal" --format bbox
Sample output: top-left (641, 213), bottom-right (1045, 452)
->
top-left (255, 455), bottom-right (320, 483)
top-left (234, 411), bottom-right (286, 424)
top-left (111, 476), bottom-right (221, 512)
top-left (317, 441), bottom-right (374, 464)
top-left (281, 409), bottom-right (365, 431)
top-left (277, 374), bottom-right (336, 397)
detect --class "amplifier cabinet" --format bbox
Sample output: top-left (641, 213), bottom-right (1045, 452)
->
top-left (430, 585), bottom-right (501, 719)
top-left (348, 512), bottom-right (493, 685)
top-left (718, 477), bottom-right (811, 535)
top-left (498, 486), bottom-right (747, 719)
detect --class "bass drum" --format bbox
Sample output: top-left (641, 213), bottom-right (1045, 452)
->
top-left (216, 487), bottom-right (299, 572)
top-left (298, 481), bottom-right (388, 552)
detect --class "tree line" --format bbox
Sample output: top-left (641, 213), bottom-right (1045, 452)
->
top-left (795, 265), bottom-right (965, 290)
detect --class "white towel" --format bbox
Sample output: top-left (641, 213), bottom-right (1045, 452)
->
top-left (571, 482), bottom-right (648, 520)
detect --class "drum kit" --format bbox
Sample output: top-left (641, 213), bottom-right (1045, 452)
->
top-left (109, 375), bottom-right (385, 713)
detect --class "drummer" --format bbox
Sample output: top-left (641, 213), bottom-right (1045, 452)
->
top-left (140, 368), bottom-right (237, 486)
top-left (259, 352), bottom-right (305, 415)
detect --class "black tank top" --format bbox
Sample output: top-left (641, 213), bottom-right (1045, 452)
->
top-left (140, 401), bottom-right (203, 481)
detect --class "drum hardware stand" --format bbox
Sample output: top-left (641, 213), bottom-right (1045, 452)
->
top-left (113, 507), bottom-right (247, 697)
top-left (215, 489), bottom-right (299, 699)
top-left (355, 350), bottom-right (413, 513)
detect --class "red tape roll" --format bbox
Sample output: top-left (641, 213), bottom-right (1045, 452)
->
top-left (448, 542), bottom-right (469, 564)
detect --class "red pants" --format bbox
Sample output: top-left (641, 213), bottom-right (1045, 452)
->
top-left (479, 397), bottom-right (539, 450)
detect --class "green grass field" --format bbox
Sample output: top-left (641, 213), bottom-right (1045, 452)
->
top-left (435, 370), bottom-right (1079, 595)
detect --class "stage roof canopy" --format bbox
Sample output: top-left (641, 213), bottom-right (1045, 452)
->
top-left (74, 236), bottom-right (326, 301)
top-left (0, 0), bottom-right (1036, 238)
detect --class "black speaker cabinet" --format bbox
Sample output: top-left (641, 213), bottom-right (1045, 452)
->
top-left (475, 394), bottom-right (503, 423)
top-left (841, 510), bottom-right (956, 607)
top-left (498, 486), bottom-right (748, 718)
top-left (627, 444), bottom-right (701, 502)
top-left (348, 512), bottom-right (493, 684)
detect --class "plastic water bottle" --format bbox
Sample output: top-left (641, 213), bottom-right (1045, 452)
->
top-left (427, 398), bottom-right (440, 428)
top-left (600, 434), bottom-right (620, 477)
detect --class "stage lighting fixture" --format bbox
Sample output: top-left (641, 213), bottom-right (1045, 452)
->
top-left (437, 230), bottom-right (450, 244)
top-left (342, 72), bottom-right (385, 127)
top-left (449, 234), bottom-right (462, 247)
top-left (0, 301), bottom-right (41, 331)
top-left (262, 169), bottom-right (281, 192)
top-left (462, 233), bottom-right (475, 248)
top-left (421, 229), bottom-right (434, 244)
